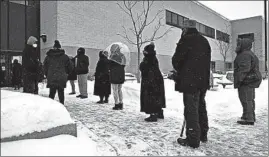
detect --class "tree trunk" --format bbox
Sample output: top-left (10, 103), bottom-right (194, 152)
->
top-left (136, 43), bottom-right (141, 83)
top-left (223, 58), bottom-right (227, 73)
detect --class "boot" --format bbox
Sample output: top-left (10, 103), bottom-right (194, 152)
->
top-left (177, 137), bottom-right (199, 148)
top-left (237, 119), bottom-right (254, 125)
top-left (118, 103), bottom-right (123, 110)
top-left (157, 109), bottom-right (164, 119)
top-left (112, 104), bottom-right (120, 110)
top-left (200, 133), bottom-right (208, 143)
top-left (144, 114), bottom-right (157, 122)
top-left (76, 95), bottom-right (82, 98)
top-left (104, 96), bottom-right (109, 103)
top-left (97, 100), bottom-right (104, 104)
top-left (69, 92), bottom-right (76, 95)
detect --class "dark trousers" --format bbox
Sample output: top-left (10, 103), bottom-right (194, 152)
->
top-left (49, 87), bottom-right (65, 104)
top-left (183, 89), bottom-right (209, 148)
top-left (238, 85), bottom-right (255, 122)
top-left (23, 78), bottom-right (38, 94)
top-left (99, 95), bottom-right (109, 101)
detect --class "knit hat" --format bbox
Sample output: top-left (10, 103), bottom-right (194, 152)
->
top-left (143, 42), bottom-right (155, 55)
top-left (77, 47), bottom-right (85, 55)
top-left (53, 40), bottom-right (61, 48)
top-left (27, 36), bottom-right (38, 46)
top-left (183, 19), bottom-right (197, 29)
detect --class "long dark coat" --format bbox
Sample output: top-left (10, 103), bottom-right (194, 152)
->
top-left (68, 57), bottom-right (77, 80)
top-left (43, 48), bottom-right (73, 89)
top-left (94, 53), bottom-right (111, 96)
top-left (12, 62), bottom-right (22, 86)
top-left (140, 53), bottom-right (166, 114)
top-left (22, 44), bottom-right (39, 81)
top-left (109, 61), bottom-right (125, 84)
top-left (234, 38), bottom-right (262, 89)
top-left (76, 51), bottom-right (89, 75)
top-left (172, 28), bottom-right (211, 93)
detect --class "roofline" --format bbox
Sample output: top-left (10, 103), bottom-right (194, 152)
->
top-left (192, 1), bottom-right (230, 22)
top-left (231, 15), bottom-right (264, 21)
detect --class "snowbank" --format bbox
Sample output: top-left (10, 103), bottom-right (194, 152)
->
top-left (1, 90), bottom-right (74, 139)
top-left (1, 134), bottom-right (97, 156)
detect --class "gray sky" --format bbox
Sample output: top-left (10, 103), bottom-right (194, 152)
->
top-left (199, 1), bottom-right (268, 20)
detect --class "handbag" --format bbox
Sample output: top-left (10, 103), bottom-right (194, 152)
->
top-left (242, 68), bottom-right (261, 84)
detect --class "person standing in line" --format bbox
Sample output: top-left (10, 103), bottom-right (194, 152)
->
top-left (109, 44), bottom-right (126, 110)
top-left (234, 38), bottom-right (262, 125)
top-left (43, 40), bottom-right (73, 104)
top-left (93, 51), bottom-right (111, 104)
top-left (76, 47), bottom-right (90, 99)
top-left (172, 19), bottom-right (211, 148)
top-left (139, 42), bottom-right (166, 122)
top-left (12, 59), bottom-right (22, 90)
top-left (68, 56), bottom-right (77, 95)
top-left (22, 36), bottom-right (39, 94)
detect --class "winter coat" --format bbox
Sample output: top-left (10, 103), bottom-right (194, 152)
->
top-left (140, 53), bottom-right (166, 114)
top-left (68, 57), bottom-right (77, 80)
top-left (43, 48), bottom-right (73, 89)
top-left (234, 38), bottom-right (262, 89)
top-left (94, 53), bottom-right (111, 96)
top-left (12, 62), bottom-right (22, 85)
top-left (22, 44), bottom-right (39, 81)
top-left (172, 28), bottom-right (211, 93)
top-left (109, 61), bottom-right (125, 84)
top-left (76, 52), bottom-right (89, 75)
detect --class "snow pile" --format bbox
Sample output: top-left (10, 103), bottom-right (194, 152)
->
top-left (1, 90), bottom-right (74, 139)
top-left (1, 134), bottom-right (98, 156)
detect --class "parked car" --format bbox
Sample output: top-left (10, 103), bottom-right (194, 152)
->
top-left (216, 71), bottom-right (234, 88)
top-left (125, 73), bottom-right (137, 82)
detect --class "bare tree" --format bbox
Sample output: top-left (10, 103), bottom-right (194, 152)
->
top-left (214, 24), bottom-right (233, 73)
top-left (116, 0), bottom-right (173, 82)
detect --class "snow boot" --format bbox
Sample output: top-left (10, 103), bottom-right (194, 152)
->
top-left (157, 109), bottom-right (164, 119)
top-left (237, 120), bottom-right (254, 125)
top-left (200, 135), bottom-right (208, 143)
top-left (97, 100), bottom-right (104, 104)
top-left (145, 114), bottom-right (157, 122)
top-left (112, 104), bottom-right (122, 110)
top-left (177, 138), bottom-right (199, 148)
top-left (104, 99), bottom-right (109, 103)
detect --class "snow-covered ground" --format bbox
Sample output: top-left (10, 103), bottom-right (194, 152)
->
top-left (1, 79), bottom-right (268, 156)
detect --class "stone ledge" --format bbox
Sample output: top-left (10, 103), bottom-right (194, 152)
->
top-left (1, 123), bottom-right (77, 143)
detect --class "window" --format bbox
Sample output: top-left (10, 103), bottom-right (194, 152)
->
top-left (238, 33), bottom-right (254, 42)
top-left (216, 30), bottom-right (230, 43)
top-left (166, 10), bottom-right (172, 24)
top-left (225, 62), bottom-right (232, 70)
top-left (165, 10), bottom-right (188, 29)
top-left (211, 61), bottom-right (216, 72)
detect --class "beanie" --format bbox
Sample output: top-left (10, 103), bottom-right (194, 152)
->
top-left (53, 40), bottom-right (61, 48)
top-left (144, 42), bottom-right (155, 56)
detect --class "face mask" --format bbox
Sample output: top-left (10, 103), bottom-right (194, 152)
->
top-left (33, 44), bottom-right (37, 48)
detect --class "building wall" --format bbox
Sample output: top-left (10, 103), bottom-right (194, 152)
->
top-left (40, 1), bottom-right (245, 74)
top-left (40, 1), bottom-right (57, 61)
top-left (231, 16), bottom-right (265, 72)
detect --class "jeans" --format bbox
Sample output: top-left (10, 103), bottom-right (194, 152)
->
top-left (70, 80), bottom-right (76, 93)
top-left (78, 74), bottom-right (88, 96)
top-left (112, 84), bottom-right (123, 104)
top-left (238, 85), bottom-right (255, 122)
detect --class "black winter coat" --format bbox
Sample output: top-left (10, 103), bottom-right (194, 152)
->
top-left (76, 54), bottom-right (89, 75)
top-left (94, 56), bottom-right (111, 96)
top-left (109, 61), bottom-right (125, 84)
top-left (22, 44), bottom-right (39, 81)
top-left (234, 38), bottom-right (262, 89)
top-left (172, 28), bottom-right (211, 93)
top-left (68, 58), bottom-right (77, 80)
top-left (140, 54), bottom-right (166, 114)
top-left (43, 48), bottom-right (73, 89)
top-left (12, 63), bottom-right (22, 85)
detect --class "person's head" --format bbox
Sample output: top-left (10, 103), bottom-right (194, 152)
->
top-left (110, 44), bottom-right (120, 54)
top-left (182, 19), bottom-right (197, 35)
top-left (99, 50), bottom-right (108, 58)
top-left (53, 40), bottom-right (61, 49)
top-left (143, 42), bottom-right (156, 57)
top-left (77, 47), bottom-right (85, 55)
top-left (13, 59), bottom-right (18, 64)
top-left (235, 38), bottom-right (253, 54)
top-left (27, 36), bottom-right (38, 47)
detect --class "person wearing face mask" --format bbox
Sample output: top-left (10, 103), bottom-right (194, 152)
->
top-left (234, 38), bottom-right (262, 125)
top-left (139, 42), bottom-right (166, 122)
top-left (22, 36), bottom-right (40, 94)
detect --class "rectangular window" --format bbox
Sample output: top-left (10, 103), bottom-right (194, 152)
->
top-left (172, 12), bottom-right (178, 25)
top-left (225, 62), bottom-right (232, 70)
top-left (177, 15), bottom-right (184, 27)
top-left (238, 33), bottom-right (254, 42)
top-left (165, 10), bottom-right (172, 24)
top-left (217, 30), bottom-right (230, 43)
